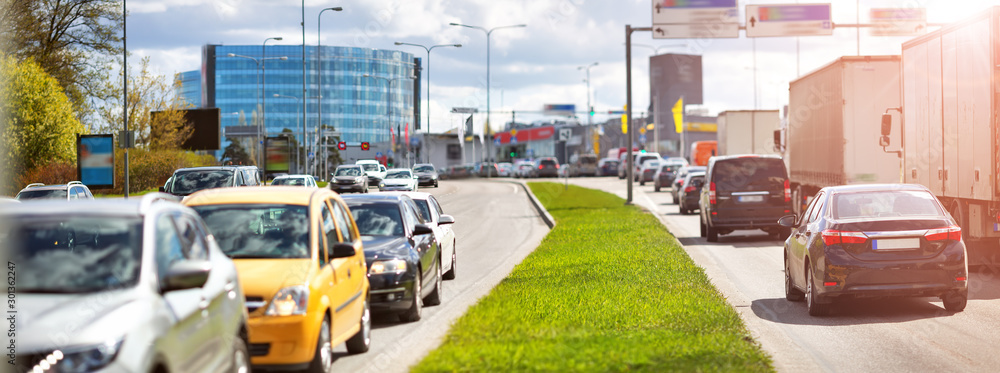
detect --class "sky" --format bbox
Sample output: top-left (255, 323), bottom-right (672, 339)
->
top-left (125, 0), bottom-right (1000, 135)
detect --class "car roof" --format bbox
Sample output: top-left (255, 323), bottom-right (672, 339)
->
top-left (273, 174), bottom-right (312, 179)
top-left (341, 193), bottom-right (412, 203)
top-left (337, 164), bottom-right (362, 168)
top-left (710, 154), bottom-right (783, 162)
top-left (356, 159), bottom-right (379, 164)
top-left (0, 194), bottom-right (180, 217)
top-left (821, 183), bottom-right (931, 194)
top-left (399, 191), bottom-right (432, 200)
top-left (20, 184), bottom-right (76, 191)
top-left (413, 163), bottom-right (435, 167)
top-left (386, 168), bottom-right (412, 172)
top-left (173, 166), bottom-right (246, 172)
top-left (182, 186), bottom-right (333, 206)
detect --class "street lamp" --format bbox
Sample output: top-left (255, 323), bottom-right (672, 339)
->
top-left (578, 62), bottom-right (598, 126)
top-left (449, 22), bottom-right (526, 164)
top-left (227, 52), bottom-right (287, 167)
top-left (394, 41), bottom-right (462, 163)
top-left (317, 7), bottom-right (344, 178)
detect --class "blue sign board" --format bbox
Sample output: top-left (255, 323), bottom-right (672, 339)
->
top-left (77, 135), bottom-right (115, 188)
top-left (376, 151), bottom-right (383, 158)
top-left (639, 134), bottom-right (647, 143)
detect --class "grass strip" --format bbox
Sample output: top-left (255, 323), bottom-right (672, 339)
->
top-left (411, 182), bottom-right (773, 372)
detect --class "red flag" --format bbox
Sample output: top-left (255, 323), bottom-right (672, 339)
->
top-left (405, 123), bottom-right (410, 149)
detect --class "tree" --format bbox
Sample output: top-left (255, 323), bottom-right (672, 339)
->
top-left (0, 55), bottom-right (85, 195)
top-left (94, 56), bottom-right (193, 150)
top-left (1, 0), bottom-right (124, 124)
top-left (222, 136), bottom-right (252, 165)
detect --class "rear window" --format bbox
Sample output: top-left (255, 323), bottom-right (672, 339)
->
top-left (711, 158), bottom-right (787, 192)
top-left (169, 170), bottom-right (234, 196)
top-left (833, 190), bottom-right (943, 219)
top-left (579, 156), bottom-right (597, 164)
top-left (539, 159), bottom-right (558, 166)
top-left (16, 189), bottom-right (67, 200)
top-left (360, 164), bottom-right (379, 172)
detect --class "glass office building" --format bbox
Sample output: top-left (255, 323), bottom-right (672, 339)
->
top-left (174, 70), bottom-right (202, 107)
top-left (180, 44), bottom-right (418, 146)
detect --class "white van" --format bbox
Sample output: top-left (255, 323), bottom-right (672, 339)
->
top-left (356, 159), bottom-right (387, 183)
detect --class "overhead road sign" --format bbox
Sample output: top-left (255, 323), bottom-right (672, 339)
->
top-left (653, 23), bottom-right (739, 39)
top-left (871, 8), bottom-right (926, 36)
top-left (544, 104), bottom-right (576, 117)
top-left (451, 107), bottom-right (479, 114)
top-left (746, 4), bottom-right (833, 38)
top-left (652, 0), bottom-right (738, 24)
top-left (558, 128), bottom-right (572, 142)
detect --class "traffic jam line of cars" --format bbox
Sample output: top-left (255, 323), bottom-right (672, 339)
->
top-left (6, 160), bottom-right (459, 372)
top-left (637, 151), bottom-right (970, 316)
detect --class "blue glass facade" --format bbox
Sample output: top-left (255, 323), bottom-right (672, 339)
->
top-left (174, 70), bottom-right (202, 107)
top-left (182, 44), bottom-right (417, 146)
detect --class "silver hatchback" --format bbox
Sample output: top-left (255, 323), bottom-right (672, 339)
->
top-left (3, 194), bottom-right (250, 372)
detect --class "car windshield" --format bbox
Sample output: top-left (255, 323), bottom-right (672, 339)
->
top-left (190, 204), bottom-right (310, 259)
top-left (271, 178), bottom-right (306, 186)
top-left (347, 202), bottom-right (404, 236)
top-left (413, 165), bottom-right (435, 173)
top-left (580, 156), bottom-right (596, 164)
top-left (5, 216), bottom-right (142, 293)
top-left (833, 190), bottom-right (943, 219)
top-left (336, 167), bottom-right (362, 176)
top-left (413, 200), bottom-right (432, 222)
top-left (360, 164), bottom-right (379, 172)
top-left (170, 170), bottom-right (234, 195)
top-left (16, 189), bottom-right (67, 200)
top-left (386, 170), bottom-right (411, 179)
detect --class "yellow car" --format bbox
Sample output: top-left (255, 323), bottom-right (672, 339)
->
top-left (184, 186), bottom-right (370, 371)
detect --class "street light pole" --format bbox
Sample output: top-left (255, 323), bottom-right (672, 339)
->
top-left (578, 62), bottom-right (598, 125)
top-left (450, 22), bottom-right (526, 165)
top-left (394, 41), bottom-right (462, 164)
top-left (317, 7), bottom-right (343, 179)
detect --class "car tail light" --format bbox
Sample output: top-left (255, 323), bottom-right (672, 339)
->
top-left (824, 282), bottom-right (838, 287)
top-left (821, 230), bottom-right (868, 246)
top-left (956, 276), bottom-right (967, 282)
top-left (538, 165), bottom-right (543, 170)
top-left (783, 179), bottom-right (791, 203)
top-left (555, 164), bottom-right (560, 169)
top-left (685, 186), bottom-right (696, 193)
top-left (709, 182), bottom-right (717, 205)
top-left (925, 225), bottom-right (962, 241)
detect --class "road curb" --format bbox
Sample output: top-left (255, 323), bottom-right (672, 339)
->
top-left (496, 179), bottom-right (556, 229)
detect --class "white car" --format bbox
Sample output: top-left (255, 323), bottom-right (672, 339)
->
top-left (406, 192), bottom-right (457, 280)
top-left (379, 168), bottom-right (419, 192)
top-left (356, 159), bottom-right (387, 184)
top-left (269, 174), bottom-right (317, 187)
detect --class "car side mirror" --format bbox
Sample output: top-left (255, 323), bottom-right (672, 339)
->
top-left (159, 186), bottom-right (166, 192)
top-left (777, 215), bottom-right (797, 228)
top-left (331, 243), bottom-right (356, 259)
top-left (438, 215), bottom-right (455, 225)
top-left (880, 113), bottom-right (893, 136)
top-left (413, 224), bottom-right (434, 236)
top-left (162, 260), bottom-right (211, 293)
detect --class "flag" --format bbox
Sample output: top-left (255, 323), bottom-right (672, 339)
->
top-left (390, 127), bottom-right (396, 152)
top-left (672, 97), bottom-right (684, 133)
top-left (464, 115), bottom-right (474, 142)
top-left (405, 122), bottom-right (410, 150)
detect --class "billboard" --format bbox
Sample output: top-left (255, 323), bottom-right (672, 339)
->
top-left (150, 107), bottom-right (221, 151)
top-left (265, 136), bottom-right (291, 174)
top-left (77, 134), bottom-right (115, 188)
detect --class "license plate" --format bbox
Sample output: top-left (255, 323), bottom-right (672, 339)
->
top-left (738, 195), bottom-right (764, 203)
top-left (873, 238), bottom-right (920, 251)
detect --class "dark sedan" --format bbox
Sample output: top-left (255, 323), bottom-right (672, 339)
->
top-left (780, 184), bottom-right (968, 316)
top-left (330, 165), bottom-right (369, 193)
top-left (536, 157), bottom-right (559, 178)
top-left (412, 163), bottom-right (439, 187)
top-left (342, 194), bottom-right (443, 322)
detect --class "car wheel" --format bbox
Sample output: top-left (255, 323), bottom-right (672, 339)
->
top-left (424, 259), bottom-right (443, 306)
top-left (443, 241), bottom-right (457, 280)
top-left (671, 193), bottom-right (678, 205)
top-left (345, 297), bottom-right (371, 353)
top-left (806, 267), bottom-right (830, 316)
top-left (230, 335), bottom-right (250, 373)
top-left (639, 180), bottom-right (645, 186)
top-left (306, 316), bottom-right (333, 373)
top-left (699, 217), bottom-right (707, 237)
top-left (785, 254), bottom-right (804, 302)
top-left (434, 180), bottom-right (439, 188)
top-left (706, 222), bottom-right (718, 242)
top-left (399, 273), bottom-right (422, 322)
top-left (942, 289), bottom-right (968, 312)
top-left (654, 184), bottom-right (660, 192)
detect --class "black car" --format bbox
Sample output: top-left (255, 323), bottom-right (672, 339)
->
top-left (671, 166), bottom-right (706, 203)
top-left (780, 184), bottom-right (968, 316)
top-left (342, 194), bottom-right (442, 322)
top-left (330, 165), bottom-right (369, 193)
top-left (699, 155), bottom-right (792, 242)
top-left (412, 163), bottom-right (440, 187)
top-left (678, 172), bottom-right (705, 215)
top-left (536, 157), bottom-right (559, 178)
top-left (160, 165), bottom-right (261, 197)
top-left (597, 158), bottom-right (620, 177)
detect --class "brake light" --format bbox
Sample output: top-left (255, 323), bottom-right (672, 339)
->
top-left (685, 186), bottom-right (696, 193)
top-left (821, 230), bottom-right (868, 246)
top-left (555, 164), bottom-right (560, 169)
top-left (783, 179), bottom-right (791, 203)
top-left (925, 225), bottom-right (962, 241)
top-left (538, 165), bottom-right (543, 170)
top-left (709, 182), bottom-right (717, 205)
top-left (956, 276), bottom-right (967, 282)
top-left (823, 282), bottom-right (838, 287)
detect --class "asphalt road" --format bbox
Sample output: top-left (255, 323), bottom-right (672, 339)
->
top-left (563, 175), bottom-right (1000, 372)
top-left (328, 179), bottom-right (550, 372)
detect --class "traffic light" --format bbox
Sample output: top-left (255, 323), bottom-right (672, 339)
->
top-left (361, 142), bottom-right (370, 151)
top-left (589, 106), bottom-right (595, 116)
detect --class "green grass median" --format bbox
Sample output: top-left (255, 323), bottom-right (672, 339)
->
top-left (411, 183), bottom-right (773, 372)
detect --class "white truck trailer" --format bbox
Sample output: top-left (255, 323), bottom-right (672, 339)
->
top-left (716, 110), bottom-right (780, 156)
top-left (783, 55), bottom-right (903, 215)
top-left (881, 8), bottom-right (1000, 259)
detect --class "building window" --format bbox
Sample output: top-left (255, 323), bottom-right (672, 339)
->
top-left (447, 144), bottom-right (461, 160)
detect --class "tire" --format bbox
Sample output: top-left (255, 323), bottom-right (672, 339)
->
top-left (443, 241), bottom-right (457, 280)
top-left (345, 297), bottom-right (371, 354)
top-left (699, 217), bottom-right (707, 237)
top-left (785, 255), bottom-right (804, 302)
top-left (306, 316), bottom-right (333, 373)
top-left (434, 180), bottom-right (439, 188)
top-left (424, 259), bottom-right (443, 306)
top-left (639, 180), bottom-right (645, 186)
top-left (806, 267), bottom-right (830, 316)
top-left (706, 223), bottom-right (719, 242)
top-left (671, 193), bottom-right (678, 205)
top-left (230, 335), bottom-right (250, 373)
top-left (398, 273), bottom-right (422, 322)
top-left (942, 289), bottom-right (968, 312)
top-left (654, 184), bottom-right (660, 192)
